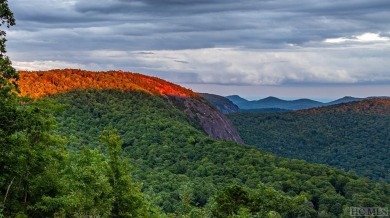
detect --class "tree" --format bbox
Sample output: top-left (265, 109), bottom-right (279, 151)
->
top-left (0, 0), bottom-right (17, 178)
top-left (211, 185), bottom-right (250, 217)
top-left (0, 0), bottom-right (17, 97)
top-left (0, 0), bottom-right (17, 167)
top-left (0, 4), bottom-right (67, 216)
top-left (0, 1), bottom-right (20, 214)
top-left (99, 129), bottom-right (155, 217)
top-left (289, 195), bottom-right (318, 218)
top-left (0, 98), bottom-right (67, 216)
top-left (38, 148), bottom-right (114, 217)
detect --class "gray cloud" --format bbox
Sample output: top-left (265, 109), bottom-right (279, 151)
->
top-left (6, 0), bottom-right (390, 87)
top-left (10, 0), bottom-right (390, 49)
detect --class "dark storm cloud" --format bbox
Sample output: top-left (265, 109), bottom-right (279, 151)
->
top-left (11, 0), bottom-right (390, 50)
top-left (78, 0), bottom-right (390, 49)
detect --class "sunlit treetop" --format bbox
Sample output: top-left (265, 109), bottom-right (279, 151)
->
top-left (18, 69), bottom-right (199, 98)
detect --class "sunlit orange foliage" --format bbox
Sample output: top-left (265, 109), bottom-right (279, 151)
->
top-left (18, 69), bottom-right (198, 98)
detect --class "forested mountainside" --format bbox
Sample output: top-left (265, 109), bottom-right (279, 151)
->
top-left (228, 98), bottom-right (390, 181)
top-left (47, 89), bottom-right (389, 217)
top-left (18, 69), bottom-right (242, 144)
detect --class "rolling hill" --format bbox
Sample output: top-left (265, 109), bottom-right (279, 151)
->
top-left (325, 96), bottom-right (363, 106)
top-left (14, 69), bottom-right (390, 216)
top-left (228, 98), bottom-right (390, 181)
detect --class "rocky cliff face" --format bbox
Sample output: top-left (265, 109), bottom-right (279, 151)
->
top-left (168, 96), bottom-right (243, 144)
top-left (18, 69), bottom-right (243, 144)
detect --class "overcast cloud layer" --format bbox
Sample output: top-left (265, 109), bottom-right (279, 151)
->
top-left (6, 0), bottom-right (390, 88)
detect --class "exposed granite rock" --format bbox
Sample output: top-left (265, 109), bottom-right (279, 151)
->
top-left (168, 95), bottom-right (244, 144)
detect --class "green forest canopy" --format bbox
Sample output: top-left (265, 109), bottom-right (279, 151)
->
top-left (49, 89), bottom-right (390, 217)
top-left (228, 109), bottom-right (390, 182)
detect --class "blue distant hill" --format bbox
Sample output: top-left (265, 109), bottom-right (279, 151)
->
top-left (225, 95), bottom-right (369, 110)
top-left (324, 96), bottom-right (363, 106)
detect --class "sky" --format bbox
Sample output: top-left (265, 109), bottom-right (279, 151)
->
top-left (6, 0), bottom-right (390, 101)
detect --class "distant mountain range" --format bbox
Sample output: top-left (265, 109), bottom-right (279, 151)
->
top-left (199, 93), bottom-right (390, 113)
top-left (226, 95), bottom-right (370, 110)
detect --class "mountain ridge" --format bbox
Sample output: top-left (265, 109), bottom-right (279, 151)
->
top-left (299, 98), bottom-right (390, 114)
top-left (325, 96), bottom-right (363, 105)
top-left (227, 95), bottom-right (324, 110)
top-left (226, 94), bottom-right (387, 110)
top-left (18, 69), bottom-right (198, 98)
top-left (18, 69), bottom-right (243, 144)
